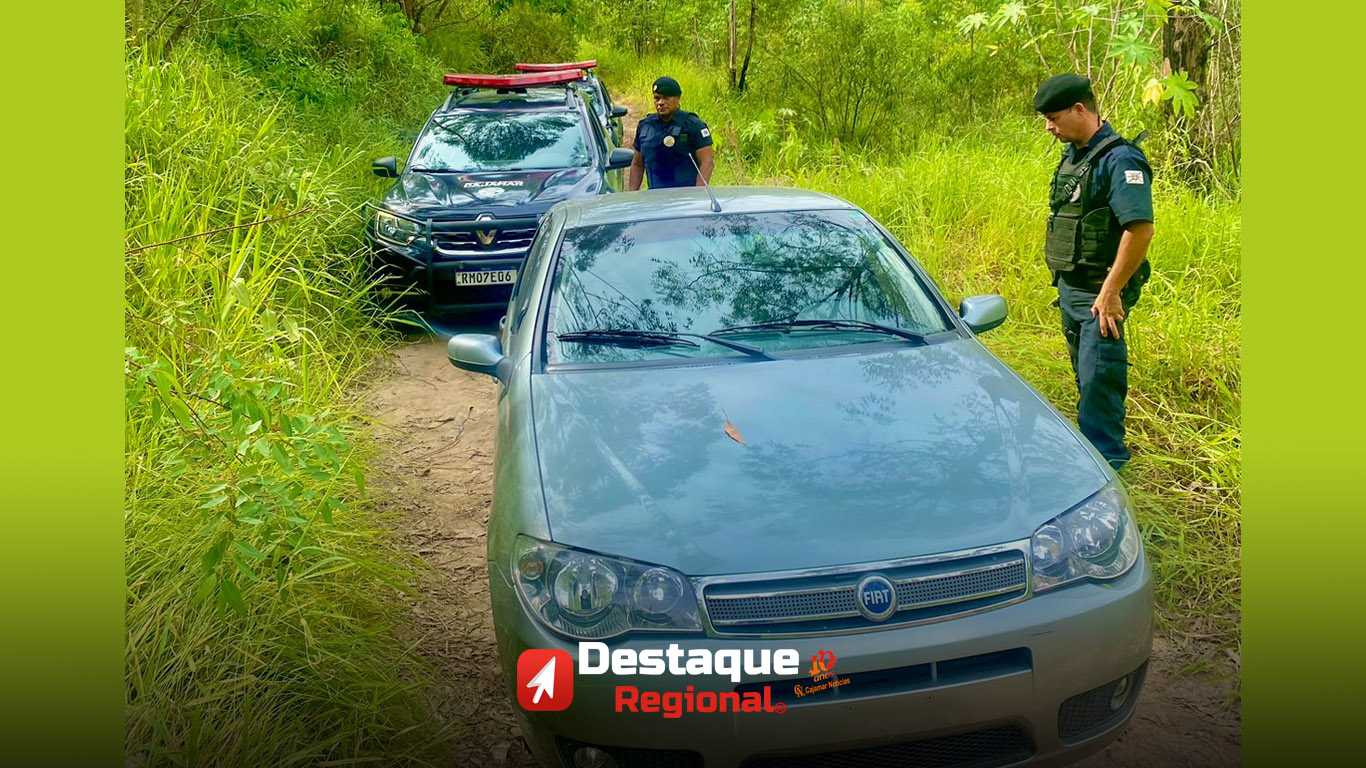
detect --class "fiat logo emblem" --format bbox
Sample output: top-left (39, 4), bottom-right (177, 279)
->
top-left (855, 574), bottom-right (898, 622)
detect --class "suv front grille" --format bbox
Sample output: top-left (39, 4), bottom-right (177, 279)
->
top-left (433, 226), bottom-right (536, 258)
top-left (701, 547), bottom-right (1028, 637)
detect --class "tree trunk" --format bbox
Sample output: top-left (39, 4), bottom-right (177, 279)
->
top-left (1163, 3), bottom-right (1210, 103)
top-left (126, 0), bottom-right (143, 39)
top-left (737, 0), bottom-right (756, 92)
top-left (728, 0), bottom-right (737, 89)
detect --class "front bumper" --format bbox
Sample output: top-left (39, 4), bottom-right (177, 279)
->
top-left (491, 551), bottom-right (1153, 768)
top-left (366, 214), bottom-right (539, 314)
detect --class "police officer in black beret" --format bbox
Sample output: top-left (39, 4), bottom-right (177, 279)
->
top-left (628, 76), bottom-right (714, 190)
top-left (1035, 74), bottom-right (1155, 471)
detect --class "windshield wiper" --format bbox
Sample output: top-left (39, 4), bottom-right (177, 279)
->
top-left (408, 166), bottom-right (458, 173)
top-left (710, 319), bottom-right (928, 344)
top-left (555, 329), bottom-right (771, 359)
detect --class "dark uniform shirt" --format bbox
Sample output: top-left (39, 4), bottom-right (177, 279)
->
top-left (634, 110), bottom-right (713, 189)
top-left (1059, 121), bottom-right (1154, 288)
top-left (1066, 121), bottom-right (1154, 227)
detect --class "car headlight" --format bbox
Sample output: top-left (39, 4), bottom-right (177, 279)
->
top-left (1030, 482), bottom-right (1141, 592)
top-left (513, 535), bottom-right (701, 640)
top-left (374, 210), bottom-right (423, 246)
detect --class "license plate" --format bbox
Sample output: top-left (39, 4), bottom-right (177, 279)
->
top-left (455, 269), bottom-right (516, 287)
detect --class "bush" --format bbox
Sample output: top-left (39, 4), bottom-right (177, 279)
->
top-left (125, 33), bottom-right (454, 766)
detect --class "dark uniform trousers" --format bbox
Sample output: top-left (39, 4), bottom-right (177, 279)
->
top-left (1057, 273), bottom-right (1144, 467)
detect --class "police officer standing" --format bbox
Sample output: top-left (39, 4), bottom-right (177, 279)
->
top-left (628, 76), bottom-right (715, 190)
top-left (1034, 74), bottom-right (1155, 471)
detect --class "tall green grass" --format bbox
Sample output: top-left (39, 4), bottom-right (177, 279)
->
top-left (596, 50), bottom-right (1241, 638)
top-left (125, 41), bottom-right (453, 765)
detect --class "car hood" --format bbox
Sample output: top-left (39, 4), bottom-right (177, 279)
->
top-left (531, 339), bottom-right (1109, 576)
top-left (380, 167), bottom-right (598, 218)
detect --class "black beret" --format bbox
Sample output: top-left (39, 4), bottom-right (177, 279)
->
top-left (1034, 74), bottom-right (1093, 113)
top-left (652, 76), bottom-right (682, 98)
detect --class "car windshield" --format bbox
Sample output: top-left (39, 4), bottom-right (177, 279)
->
top-left (545, 209), bottom-right (953, 365)
top-left (575, 83), bottom-right (600, 112)
top-left (410, 110), bottom-right (590, 172)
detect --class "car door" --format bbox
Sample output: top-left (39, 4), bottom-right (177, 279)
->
top-left (589, 110), bottom-right (624, 192)
top-left (599, 80), bottom-right (623, 146)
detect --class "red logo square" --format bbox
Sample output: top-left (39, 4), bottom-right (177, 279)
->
top-left (517, 648), bottom-right (574, 711)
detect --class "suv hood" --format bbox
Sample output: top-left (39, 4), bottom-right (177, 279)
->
top-left (380, 167), bottom-right (598, 219)
top-left (531, 340), bottom-right (1109, 576)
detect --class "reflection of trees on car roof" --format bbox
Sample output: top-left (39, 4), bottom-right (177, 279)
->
top-left (420, 112), bottom-right (583, 167)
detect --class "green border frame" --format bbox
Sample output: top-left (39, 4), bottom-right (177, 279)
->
top-left (1, 0), bottom-right (123, 762)
top-left (9, 0), bottom-right (1366, 762)
top-left (1245, 0), bottom-right (1363, 764)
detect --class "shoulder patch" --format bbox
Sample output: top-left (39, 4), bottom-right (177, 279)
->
top-left (700, 127), bottom-right (710, 138)
top-left (1124, 169), bottom-right (1145, 185)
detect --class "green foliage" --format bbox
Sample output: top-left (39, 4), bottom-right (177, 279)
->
top-left (942, 0), bottom-right (1239, 185)
top-left (1108, 28), bottom-right (1159, 68)
top-left (483, 1), bottom-right (581, 69)
top-left (126, 342), bottom-right (363, 615)
top-left (1162, 71), bottom-right (1200, 120)
top-left (202, 0), bottom-right (443, 126)
top-left (125, 22), bottom-right (454, 765)
top-left (776, 0), bottom-right (917, 143)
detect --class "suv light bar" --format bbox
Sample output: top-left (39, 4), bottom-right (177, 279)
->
top-left (443, 70), bottom-right (584, 88)
top-left (515, 60), bottom-right (598, 73)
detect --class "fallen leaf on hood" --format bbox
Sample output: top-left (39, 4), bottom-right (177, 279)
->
top-left (724, 419), bottom-right (746, 446)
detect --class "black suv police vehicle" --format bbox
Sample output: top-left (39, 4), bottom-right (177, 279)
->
top-left (515, 60), bottom-right (627, 146)
top-left (367, 70), bottom-right (634, 313)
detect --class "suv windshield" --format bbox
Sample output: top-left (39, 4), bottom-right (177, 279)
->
top-left (545, 209), bottom-right (953, 365)
top-left (410, 110), bottom-right (590, 172)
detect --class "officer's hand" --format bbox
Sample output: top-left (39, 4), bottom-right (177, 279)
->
top-left (1091, 291), bottom-right (1125, 338)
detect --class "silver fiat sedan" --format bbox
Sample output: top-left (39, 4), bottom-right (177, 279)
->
top-left (448, 186), bottom-right (1153, 768)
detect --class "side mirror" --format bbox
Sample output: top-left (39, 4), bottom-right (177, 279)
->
top-left (447, 333), bottom-right (506, 378)
top-left (610, 105), bottom-right (628, 119)
top-left (607, 148), bottom-right (635, 170)
top-left (371, 156), bottom-right (399, 178)
top-left (959, 294), bottom-right (1008, 334)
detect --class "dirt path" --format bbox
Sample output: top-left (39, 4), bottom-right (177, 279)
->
top-left (364, 329), bottom-right (540, 767)
top-left (618, 93), bottom-right (643, 149)
top-left (364, 336), bottom-right (1240, 767)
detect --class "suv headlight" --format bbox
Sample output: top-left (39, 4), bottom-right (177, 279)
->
top-left (374, 210), bottom-right (423, 246)
top-left (513, 535), bottom-right (701, 640)
top-left (1030, 482), bottom-right (1141, 592)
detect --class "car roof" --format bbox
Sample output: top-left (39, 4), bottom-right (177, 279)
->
top-left (556, 186), bottom-right (856, 228)
top-left (441, 86), bottom-right (579, 111)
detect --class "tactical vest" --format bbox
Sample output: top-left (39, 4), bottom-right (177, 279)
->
top-left (642, 115), bottom-right (697, 188)
top-left (1044, 132), bottom-right (1135, 275)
